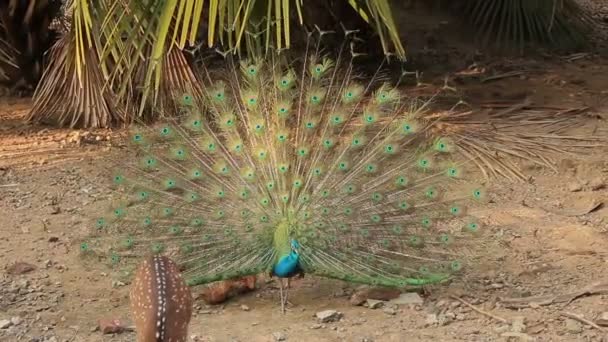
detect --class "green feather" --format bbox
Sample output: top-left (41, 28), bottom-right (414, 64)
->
top-left (87, 50), bottom-right (489, 295)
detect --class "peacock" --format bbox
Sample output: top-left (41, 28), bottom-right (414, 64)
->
top-left (84, 39), bottom-right (488, 313)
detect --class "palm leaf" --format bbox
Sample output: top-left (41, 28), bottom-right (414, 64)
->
top-left (27, 0), bottom-right (123, 128)
top-left (461, 0), bottom-right (594, 49)
top-left (101, 0), bottom-right (405, 117)
top-left (0, 22), bottom-right (19, 82)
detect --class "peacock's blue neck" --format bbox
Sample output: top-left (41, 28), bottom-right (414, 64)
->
top-left (272, 250), bottom-right (301, 278)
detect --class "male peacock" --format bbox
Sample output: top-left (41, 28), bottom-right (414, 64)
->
top-left (85, 42), bottom-right (487, 313)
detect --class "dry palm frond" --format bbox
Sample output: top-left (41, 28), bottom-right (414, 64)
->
top-left (0, 35), bottom-right (18, 82)
top-left (428, 100), bottom-right (604, 181)
top-left (461, 0), bottom-right (594, 50)
top-left (28, 34), bottom-right (123, 128)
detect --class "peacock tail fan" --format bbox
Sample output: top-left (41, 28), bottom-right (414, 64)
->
top-left (84, 43), bottom-right (489, 290)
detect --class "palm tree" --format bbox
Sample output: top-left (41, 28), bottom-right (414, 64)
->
top-left (5, 0), bottom-right (595, 129)
top-left (25, 0), bottom-right (404, 128)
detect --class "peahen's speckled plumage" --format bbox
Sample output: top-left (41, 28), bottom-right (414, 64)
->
top-left (84, 45), bottom-right (488, 312)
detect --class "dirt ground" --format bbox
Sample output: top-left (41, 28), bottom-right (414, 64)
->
top-left (1, 3), bottom-right (608, 342)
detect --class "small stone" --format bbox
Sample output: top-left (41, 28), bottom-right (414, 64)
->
top-left (111, 280), bottom-right (126, 288)
top-left (272, 332), bottom-right (286, 341)
top-left (98, 318), bottom-right (126, 334)
top-left (366, 299), bottom-right (384, 309)
top-left (310, 324), bottom-right (323, 329)
top-left (6, 261), bottom-right (36, 275)
top-left (315, 310), bottom-right (343, 323)
top-left (596, 312), bottom-right (608, 327)
top-left (349, 286), bottom-right (400, 306)
top-left (10, 316), bottom-right (22, 326)
top-left (425, 314), bottom-right (439, 326)
top-left (564, 318), bottom-right (582, 334)
top-left (389, 293), bottom-right (423, 305)
top-left (511, 316), bottom-right (526, 333)
top-left (240, 304), bottom-right (250, 311)
top-left (383, 307), bottom-right (397, 316)
top-left (494, 324), bottom-right (511, 333)
top-left (526, 323), bottom-right (546, 335)
top-left (568, 182), bottom-right (583, 192)
top-left (590, 177), bottom-right (606, 191)
top-left (0, 319), bottom-right (12, 329)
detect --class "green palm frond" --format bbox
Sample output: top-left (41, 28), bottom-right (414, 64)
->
top-left (462, 0), bottom-right (593, 49)
top-left (101, 0), bottom-right (405, 115)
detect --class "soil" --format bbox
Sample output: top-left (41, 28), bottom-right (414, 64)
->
top-left (1, 2), bottom-right (608, 342)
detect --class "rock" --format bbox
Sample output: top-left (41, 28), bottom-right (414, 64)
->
top-left (596, 312), bottom-right (608, 327)
top-left (564, 318), bottom-right (582, 334)
top-left (349, 286), bottom-right (400, 306)
top-left (10, 316), bottom-right (22, 326)
top-left (0, 319), bottom-right (12, 329)
top-left (240, 304), bottom-right (250, 311)
top-left (6, 261), bottom-right (36, 275)
top-left (590, 177), bottom-right (606, 191)
top-left (98, 318), bottom-right (127, 334)
top-left (366, 299), bottom-right (384, 309)
top-left (511, 316), bottom-right (526, 333)
top-left (310, 324), bottom-right (323, 329)
top-left (389, 293), bottom-right (423, 305)
top-left (526, 323), bottom-right (546, 335)
top-left (568, 182), bottom-right (583, 192)
top-left (272, 331), bottom-right (287, 341)
top-left (111, 280), bottom-right (126, 288)
top-left (315, 310), bottom-right (343, 323)
top-left (383, 307), bottom-right (397, 316)
top-left (425, 314), bottom-right (439, 326)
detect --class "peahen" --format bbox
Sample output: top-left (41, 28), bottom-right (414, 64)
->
top-left (85, 42), bottom-right (488, 313)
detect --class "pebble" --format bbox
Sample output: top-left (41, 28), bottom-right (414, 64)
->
top-left (383, 307), bottom-right (397, 316)
top-left (98, 318), bottom-right (126, 334)
top-left (10, 316), bottom-right (22, 326)
top-left (568, 182), bottom-right (583, 192)
top-left (272, 331), bottom-right (287, 341)
top-left (6, 262), bottom-right (36, 275)
top-left (590, 177), bottom-right (606, 191)
top-left (366, 299), bottom-right (384, 309)
top-left (315, 310), bottom-right (343, 323)
top-left (425, 314), bottom-right (439, 326)
top-left (511, 316), bottom-right (526, 333)
top-left (389, 293), bottom-right (423, 305)
top-left (0, 319), bottom-right (12, 329)
top-left (565, 318), bottom-right (583, 334)
top-left (596, 312), bottom-right (608, 327)
top-left (240, 304), bottom-right (250, 311)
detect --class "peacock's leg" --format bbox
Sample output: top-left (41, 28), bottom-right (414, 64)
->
top-left (278, 278), bottom-right (286, 314)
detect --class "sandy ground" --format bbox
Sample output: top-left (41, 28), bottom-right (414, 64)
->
top-left (1, 3), bottom-right (608, 342)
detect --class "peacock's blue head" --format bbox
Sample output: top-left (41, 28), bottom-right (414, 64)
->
top-left (290, 239), bottom-right (300, 255)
